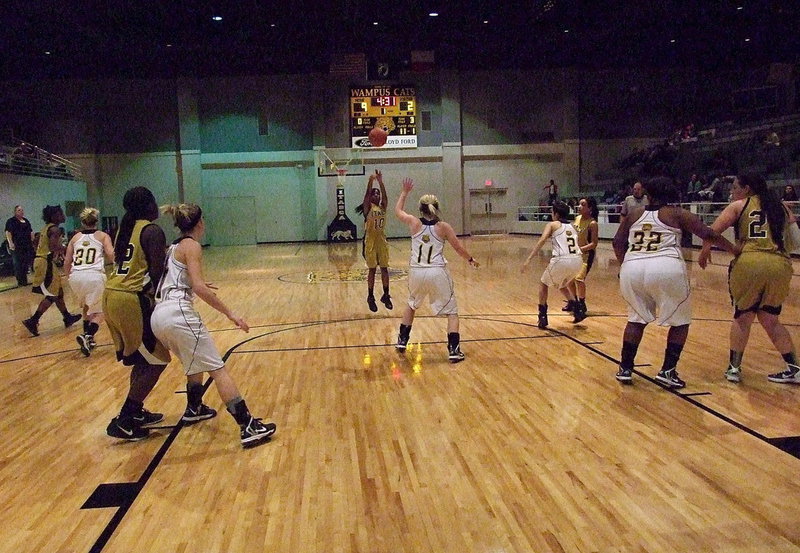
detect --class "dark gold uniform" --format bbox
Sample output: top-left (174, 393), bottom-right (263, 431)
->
top-left (573, 214), bottom-right (596, 282)
top-left (364, 204), bottom-right (389, 268)
top-left (32, 222), bottom-right (62, 297)
top-left (729, 195), bottom-right (792, 315)
top-left (103, 220), bottom-right (170, 365)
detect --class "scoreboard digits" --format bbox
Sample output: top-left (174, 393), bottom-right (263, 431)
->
top-left (350, 85), bottom-right (417, 149)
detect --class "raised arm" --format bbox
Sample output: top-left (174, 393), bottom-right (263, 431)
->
top-left (361, 173), bottom-right (376, 217)
top-left (376, 170), bottom-right (388, 210)
top-left (395, 177), bottom-right (419, 228)
top-left (522, 222), bottom-right (555, 271)
top-left (612, 213), bottom-right (634, 264)
top-left (182, 239), bottom-right (248, 331)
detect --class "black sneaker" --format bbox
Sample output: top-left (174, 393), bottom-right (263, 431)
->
top-left (655, 368), bottom-right (686, 389)
top-left (561, 300), bottom-right (575, 312)
top-left (573, 305), bottom-right (587, 323)
top-left (396, 332), bottom-right (409, 352)
top-left (22, 317), bottom-right (39, 337)
top-left (106, 416), bottom-right (149, 441)
top-left (240, 417), bottom-right (276, 448)
top-left (767, 365), bottom-right (800, 384)
top-left (367, 295), bottom-right (378, 312)
top-left (76, 334), bottom-right (91, 357)
top-left (448, 345), bottom-right (466, 363)
top-left (131, 408), bottom-right (164, 427)
top-left (63, 313), bottom-right (82, 328)
top-left (615, 366), bottom-right (633, 383)
top-left (182, 403), bottom-right (218, 423)
top-left (380, 293), bottom-right (393, 310)
top-left (88, 336), bottom-right (97, 349)
top-left (537, 313), bottom-right (548, 329)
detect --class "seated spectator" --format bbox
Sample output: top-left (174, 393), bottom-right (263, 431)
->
top-left (686, 174), bottom-right (704, 201)
top-left (783, 185), bottom-right (798, 202)
top-left (697, 176), bottom-right (722, 201)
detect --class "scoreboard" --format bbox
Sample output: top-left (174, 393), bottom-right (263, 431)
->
top-left (350, 85), bottom-right (417, 149)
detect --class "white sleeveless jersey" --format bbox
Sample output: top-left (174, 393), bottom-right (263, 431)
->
top-left (551, 223), bottom-right (582, 258)
top-left (624, 209), bottom-right (683, 261)
top-left (410, 220), bottom-right (447, 268)
top-left (155, 241), bottom-right (195, 303)
top-left (70, 231), bottom-right (105, 273)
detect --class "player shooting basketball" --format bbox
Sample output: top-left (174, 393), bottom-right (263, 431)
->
top-left (356, 170), bottom-right (392, 312)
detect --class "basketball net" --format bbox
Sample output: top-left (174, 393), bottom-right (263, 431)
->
top-left (336, 168), bottom-right (349, 189)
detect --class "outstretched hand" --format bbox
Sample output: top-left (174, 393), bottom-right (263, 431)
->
top-left (402, 177), bottom-right (414, 192)
top-left (697, 249), bottom-right (710, 269)
top-left (229, 314), bottom-right (249, 332)
top-left (375, 170), bottom-right (383, 184)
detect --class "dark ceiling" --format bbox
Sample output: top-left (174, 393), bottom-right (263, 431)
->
top-left (2, 0), bottom-right (798, 80)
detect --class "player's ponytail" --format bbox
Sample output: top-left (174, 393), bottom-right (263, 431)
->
top-left (79, 207), bottom-right (99, 228)
top-left (419, 194), bottom-right (440, 221)
top-left (162, 203), bottom-right (202, 233)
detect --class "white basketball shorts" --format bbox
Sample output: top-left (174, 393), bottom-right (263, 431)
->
top-left (620, 256), bottom-right (691, 326)
top-left (540, 256), bottom-right (582, 289)
top-left (68, 271), bottom-right (106, 315)
top-left (407, 266), bottom-right (458, 316)
top-left (151, 300), bottom-right (225, 376)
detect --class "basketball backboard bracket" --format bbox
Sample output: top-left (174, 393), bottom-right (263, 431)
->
top-left (316, 148), bottom-right (366, 178)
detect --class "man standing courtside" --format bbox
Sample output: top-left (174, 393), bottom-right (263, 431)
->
top-left (620, 181), bottom-right (649, 218)
top-left (5, 205), bottom-right (34, 286)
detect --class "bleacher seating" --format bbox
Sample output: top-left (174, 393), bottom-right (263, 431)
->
top-left (0, 138), bottom-right (82, 181)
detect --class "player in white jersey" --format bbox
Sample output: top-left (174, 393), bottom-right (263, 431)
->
top-left (64, 208), bottom-right (114, 356)
top-left (150, 203), bottom-right (276, 448)
top-left (612, 177), bottom-right (737, 388)
top-left (521, 201), bottom-right (584, 328)
top-left (394, 178), bottom-right (479, 362)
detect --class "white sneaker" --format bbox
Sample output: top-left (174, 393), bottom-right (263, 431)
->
top-left (725, 365), bottom-right (741, 383)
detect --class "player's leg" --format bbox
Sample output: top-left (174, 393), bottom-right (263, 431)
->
top-left (366, 268), bottom-right (378, 312)
top-left (397, 304), bottom-right (415, 351)
top-left (726, 310), bottom-right (756, 382)
top-left (379, 266), bottom-right (392, 309)
top-left (22, 296), bottom-right (54, 336)
top-left (538, 282), bottom-right (549, 329)
top-left (617, 321), bottom-right (646, 383)
top-left (654, 324), bottom-right (689, 388)
top-left (53, 289), bottom-right (81, 328)
top-left (446, 313), bottom-right (465, 363)
top-left (562, 280), bottom-right (577, 312)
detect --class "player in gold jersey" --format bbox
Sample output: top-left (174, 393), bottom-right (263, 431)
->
top-left (699, 173), bottom-right (798, 384)
top-left (103, 187), bottom-right (171, 441)
top-left (21, 205), bottom-right (81, 336)
top-left (356, 170), bottom-right (392, 312)
top-left (564, 197), bottom-right (598, 317)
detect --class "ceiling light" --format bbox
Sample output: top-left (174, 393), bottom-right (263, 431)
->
top-left (737, 6), bottom-right (743, 10)
top-left (670, 39), bottom-right (676, 43)
top-left (270, 24), bottom-right (275, 27)
top-left (373, 21), bottom-right (378, 25)
top-left (744, 37), bottom-right (751, 42)
top-left (212, 15), bottom-right (222, 21)
top-left (44, 51), bottom-right (51, 55)
top-left (429, 12), bottom-right (439, 17)
top-left (483, 20), bottom-right (488, 24)
top-left (564, 29), bottom-right (569, 33)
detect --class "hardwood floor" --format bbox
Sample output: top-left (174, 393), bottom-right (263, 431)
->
top-left (1, 235), bottom-right (799, 553)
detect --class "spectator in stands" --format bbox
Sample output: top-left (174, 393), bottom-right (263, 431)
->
top-left (687, 174), bottom-right (704, 201)
top-left (782, 185), bottom-right (798, 202)
top-left (697, 175), bottom-right (722, 202)
top-left (543, 179), bottom-right (558, 205)
top-left (5, 205), bottom-right (35, 286)
top-left (620, 181), bottom-right (649, 218)
top-left (764, 130), bottom-right (781, 147)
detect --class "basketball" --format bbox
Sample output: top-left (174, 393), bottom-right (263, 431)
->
top-left (369, 127), bottom-right (388, 147)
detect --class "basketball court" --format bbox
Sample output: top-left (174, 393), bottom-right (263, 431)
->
top-left (1, 236), bottom-right (799, 552)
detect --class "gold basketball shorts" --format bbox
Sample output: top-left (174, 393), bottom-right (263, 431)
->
top-left (103, 288), bottom-right (170, 366)
top-left (729, 251), bottom-right (792, 315)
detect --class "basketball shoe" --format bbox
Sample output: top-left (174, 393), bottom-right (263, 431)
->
top-left (63, 313), bottom-right (82, 328)
top-left (380, 293), bottom-right (393, 310)
top-left (367, 294), bottom-right (378, 312)
top-left (537, 313), bottom-right (548, 329)
top-left (240, 417), bottom-right (276, 448)
top-left (182, 403), bottom-right (218, 423)
top-left (725, 365), bottom-right (742, 383)
top-left (561, 300), bottom-right (575, 312)
top-left (77, 334), bottom-right (92, 357)
top-left (767, 364), bottom-right (800, 384)
top-left (131, 408), bottom-right (164, 427)
top-left (615, 366), bottom-right (632, 383)
top-left (655, 368), bottom-right (686, 388)
top-left (106, 416), bottom-right (149, 441)
top-left (448, 344), bottom-right (465, 363)
top-left (22, 317), bottom-right (39, 336)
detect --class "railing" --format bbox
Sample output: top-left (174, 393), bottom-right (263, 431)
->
top-left (0, 142), bottom-right (82, 181)
top-left (516, 201), bottom-right (797, 226)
